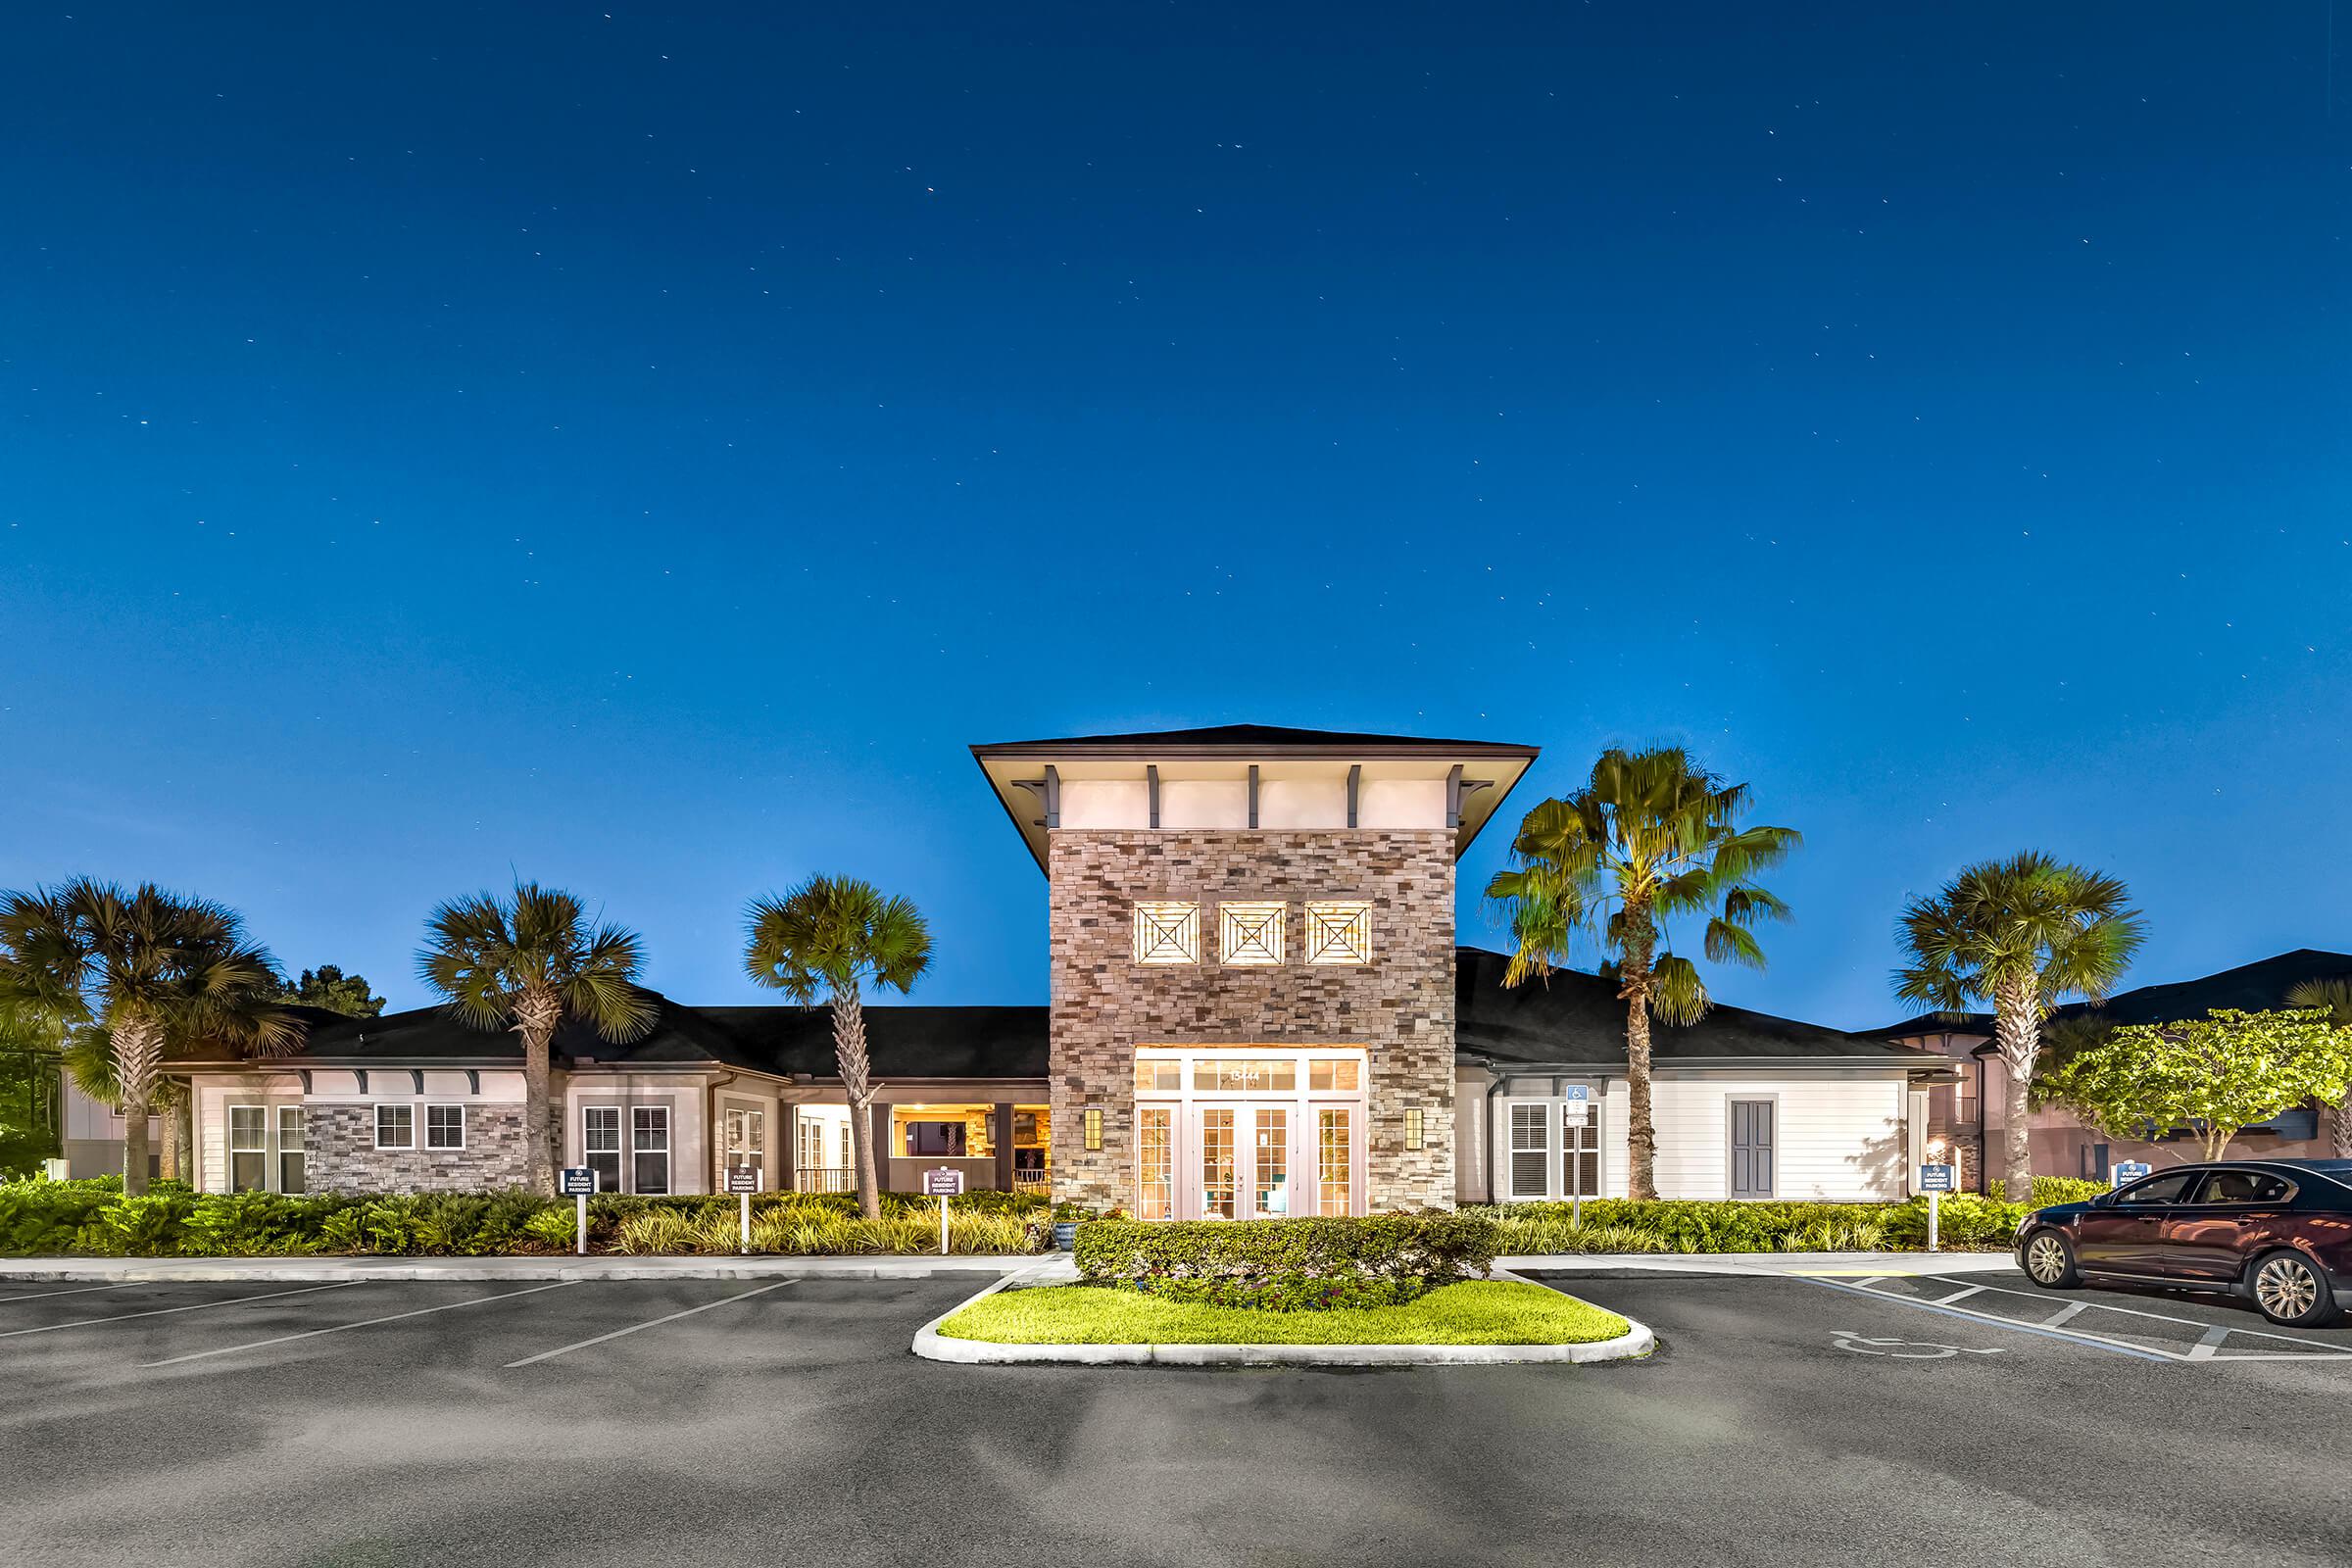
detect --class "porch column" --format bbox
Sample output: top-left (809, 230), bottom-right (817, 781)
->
top-left (870, 1103), bottom-right (893, 1195)
top-left (993, 1103), bottom-right (1015, 1194)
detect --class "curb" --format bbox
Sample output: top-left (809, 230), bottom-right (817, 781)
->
top-left (909, 1268), bottom-right (1657, 1367)
top-left (1500, 1250), bottom-right (2023, 1278)
top-left (0, 1254), bottom-right (1043, 1284)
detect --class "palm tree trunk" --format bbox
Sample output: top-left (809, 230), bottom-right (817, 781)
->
top-left (113, 1017), bottom-right (164, 1197)
top-left (1620, 912), bottom-right (1658, 1201)
top-left (2333, 1095), bottom-right (2352, 1160)
top-left (160, 1085), bottom-right (185, 1183)
top-left (1993, 980), bottom-right (2037, 1202)
top-left (831, 980), bottom-right (882, 1221)
top-left (514, 988), bottom-right (562, 1198)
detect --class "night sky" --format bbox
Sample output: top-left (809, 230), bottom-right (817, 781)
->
top-left (3, 4), bottom-right (2346, 1027)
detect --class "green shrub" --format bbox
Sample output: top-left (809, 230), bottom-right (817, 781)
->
top-left (2029, 1175), bottom-right (2107, 1207)
top-left (1468, 1196), bottom-right (2033, 1254)
top-left (1076, 1214), bottom-right (1499, 1308)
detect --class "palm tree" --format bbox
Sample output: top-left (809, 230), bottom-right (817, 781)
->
top-left (744, 876), bottom-right (932, 1220)
top-left (2286, 978), bottom-right (2352, 1157)
top-left (416, 883), bottom-right (656, 1197)
top-left (1485, 747), bottom-right (1800, 1200)
top-left (62, 1030), bottom-right (191, 1182)
top-left (0, 880), bottom-right (298, 1195)
top-left (1894, 853), bottom-right (2145, 1201)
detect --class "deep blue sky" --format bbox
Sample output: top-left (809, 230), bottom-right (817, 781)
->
top-left (4, 4), bottom-right (2347, 1028)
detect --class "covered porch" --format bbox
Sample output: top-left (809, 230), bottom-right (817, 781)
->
top-left (784, 1087), bottom-right (1053, 1197)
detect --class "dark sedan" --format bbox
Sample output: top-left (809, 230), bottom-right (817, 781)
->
top-left (2016, 1158), bottom-right (2352, 1327)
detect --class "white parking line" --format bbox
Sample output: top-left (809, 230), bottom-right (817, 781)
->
top-left (0, 1283), bottom-right (359, 1340)
top-left (1802, 1275), bottom-right (2352, 1363)
top-left (140, 1282), bottom-right (573, 1368)
top-left (1932, 1284), bottom-right (1986, 1307)
top-left (505, 1281), bottom-right (793, 1367)
top-left (0, 1283), bottom-right (134, 1305)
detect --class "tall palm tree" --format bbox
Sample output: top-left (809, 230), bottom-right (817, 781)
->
top-left (1485, 747), bottom-right (1800, 1200)
top-left (1894, 853), bottom-right (2145, 1201)
top-left (744, 876), bottom-right (932, 1220)
top-left (0, 880), bottom-right (298, 1195)
top-left (2286, 978), bottom-right (2352, 1158)
top-left (416, 883), bottom-right (656, 1197)
top-left (62, 1030), bottom-right (191, 1182)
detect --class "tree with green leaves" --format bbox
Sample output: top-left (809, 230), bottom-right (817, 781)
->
top-left (2286, 978), bottom-right (2352, 1157)
top-left (744, 876), bottom-right (933, 1220)
top-left (0, 1004), bottom-right (65, 1179)
top-left (1484, 746), bottom-right (1799, 1200)
top-left (61, 1029), bottom-right (191, 1181)
top-left (273, 963), bottom-right (387, 1018)
top-left (0, 880), bottom-right (298, 1194)
top-left (416, 884), bottom-right (655, 1196)
top-left (2041, 1008), bottom-right (2352, 1161)
top-left (1893, 853), bottom-right (2146, 1200)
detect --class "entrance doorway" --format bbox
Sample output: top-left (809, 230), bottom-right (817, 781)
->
top-left (1135, 1048), bottom-right (1367, 1220)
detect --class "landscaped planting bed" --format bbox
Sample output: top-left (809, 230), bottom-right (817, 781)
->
top-left (0, 1178), bottom-right (1062, 1257)
top-left (937, 1280), bottom-right (1631, 1347)
top-left (1471, 1186), bottom-right (2088, 1254)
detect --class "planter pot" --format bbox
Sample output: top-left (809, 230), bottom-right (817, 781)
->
top-left (1053, 1221), bottom-right (1080, 1251)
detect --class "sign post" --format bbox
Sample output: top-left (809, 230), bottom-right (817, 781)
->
top-left (1918, 1162), bottom-right (1956, 1251)
top-left (724, 1166), bottom-right (760, 1253)
top-left (1561, 1087), bottom-right (1592, 1226)
top-left (559, 1166), bottom-right (597, 1255)
top-left (2111, 1160), bottom-right (2152, 1192)
top-left (923, 1167), bottom-right (964, 1255)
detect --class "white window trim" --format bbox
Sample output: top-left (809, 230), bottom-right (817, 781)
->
top-left (1131, 1046), bottom-right (1368, 1220)
top-left (373, 1103), bottom-right (416, 1151)
top-left (1495, 1088), bottom-right (1606, 1202)
top-left (424, 1102), bottom-right (466, 1151)
top-left (631, 1104), bottom-right (672, 1196)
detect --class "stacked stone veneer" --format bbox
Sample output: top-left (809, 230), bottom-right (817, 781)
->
top-left (1049, 828), bottom-right (1457, 1212)
top-left (305, 1104), bottom-right (531, 1194)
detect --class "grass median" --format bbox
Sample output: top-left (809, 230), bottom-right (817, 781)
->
top-left (937, 1280), bottom-right (1632, 1347)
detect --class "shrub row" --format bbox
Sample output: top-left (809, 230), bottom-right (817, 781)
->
top-left (1075, 1214), bottom-right (1499, 1309)
top-left (0, 1178), bottom-right (1058, 1258)
top-left (1471, 1195), bottom-right (2036, 1254)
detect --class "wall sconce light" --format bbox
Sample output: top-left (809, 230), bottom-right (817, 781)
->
top-left (1403, 1107), bottom-right (1424, 1152)
top-left (1084, 1108), bottom-right (1103, 1152)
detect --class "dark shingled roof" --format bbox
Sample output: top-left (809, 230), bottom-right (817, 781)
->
top-left (1865, 949), bottom-right (2352, 1039)
top-left (172, 951), bottom-right (1950, 1080)
top-left (1456, 948), bottom-right (1945, 1068)
top-left (970, 723), bottom-right (1536, 756)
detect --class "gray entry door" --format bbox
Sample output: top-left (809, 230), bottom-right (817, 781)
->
top-left (1729, 1100), bottom-right (1775, 1199)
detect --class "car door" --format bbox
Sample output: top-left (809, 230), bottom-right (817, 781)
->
top-left (2075, 1169), bottom-right (2203, 1273)
top-left (2162, 1168), bottom-right (2298, 1282)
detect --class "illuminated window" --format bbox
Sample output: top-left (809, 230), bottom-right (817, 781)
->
top-left (1133, 901), bottom-right (1200, 964)
top-left (1201, 1108), bottom-right (1237, 1218)
top-left (1218, 901), bottom-right (1286, 966)
top-left (1083, 1108), bottom-right (1102, 1152)
top-left (1317, 1109), bottom-right (1352, 1216)
top-left (1253, 1108), bottom-right (1289, 1218)
top-left (1304, 901), bottom-right (1372, 964)
top-left (1307, 1058), bottom-right (1360, 1092)
top-left (1134, 1057), bottom-right (1183, 1092)
top-left (892, 1104), bottom-right (995, 1158)
top-left (1137, 1106), bottom-right (1173, 1219)
top-left (1402, 1107), bottom-right (1423, 1151)
top-left (1191, 1057), bottom-right (1297, 1092)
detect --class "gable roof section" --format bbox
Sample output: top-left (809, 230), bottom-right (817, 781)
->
top-left (1457, 948), bottom-right (1946, 1069)
top-left (970, 723), bottom-right (1538, 757)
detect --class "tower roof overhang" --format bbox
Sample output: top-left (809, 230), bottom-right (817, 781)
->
top-left (969, 724), bottom-right (1539, 873)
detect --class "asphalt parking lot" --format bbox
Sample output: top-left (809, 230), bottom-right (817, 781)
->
top-left (6, 1268), bottom-right (2351, 1567)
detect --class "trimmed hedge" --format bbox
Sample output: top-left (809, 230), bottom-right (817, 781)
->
top-left (1474, 1196), bottom-right (2036, 1254)
top-left (0, 1178), bottom-right (1058, 1258)
top-left (1075, 1214), bottom-right (1500, 1309)
top-left (2029, 1175), bottom-right (2108, 1207)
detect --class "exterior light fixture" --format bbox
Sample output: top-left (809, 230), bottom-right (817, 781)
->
top-left (1083, 1109), bottom-right (1102, 1152)
top-left (1403, 1107), bottom-right (1424, 1151)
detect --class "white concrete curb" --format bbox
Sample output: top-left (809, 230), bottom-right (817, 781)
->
top-left (1501, 1250), bottom-right (2023, 1278)
top-left (0, 1254), bottom-right (1044, 1284)
top-left (909, 1267), bottom-right (1657, 1367)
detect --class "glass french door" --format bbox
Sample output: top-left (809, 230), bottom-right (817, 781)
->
top-left (1190, 1103), bottom-right (1296, 1220)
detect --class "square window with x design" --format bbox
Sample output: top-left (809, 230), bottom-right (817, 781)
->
top-left (1219, 901), bottom-right (1286, 965)
top-left (1132, 901), bottom-right (1200, 964)
top-left (1303, 901), bottom-right (1372, 964)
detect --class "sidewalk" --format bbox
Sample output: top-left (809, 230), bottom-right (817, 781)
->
top-left (0, 1250), bottom-right (2016, 1284)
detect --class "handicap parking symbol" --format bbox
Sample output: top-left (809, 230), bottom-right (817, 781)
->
top-left (1831, 1330), bottom-right (2007, 1360)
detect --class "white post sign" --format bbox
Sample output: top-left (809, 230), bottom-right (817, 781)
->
top-left (724, 1166), bottom-right (760, 1252)
top-left (1918, 1162), bottom-right (1955, 1252)
top-left (1561, 1087), bottom-right (1592, 1225)
top-left (559, 1166), bottom-right (597, 1255)
top-left (924, 1167), bottom-right (963, 1255)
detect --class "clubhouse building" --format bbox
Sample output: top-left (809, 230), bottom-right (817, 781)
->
top-left (157, 726), bottom-right (1957, 1208)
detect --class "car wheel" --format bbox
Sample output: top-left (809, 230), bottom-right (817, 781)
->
top-left (2250, 1250), bottom-right (2339, 1328)
top-left (2022, 1228), bottom-right (2081, 1289)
